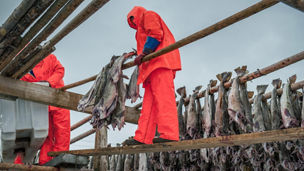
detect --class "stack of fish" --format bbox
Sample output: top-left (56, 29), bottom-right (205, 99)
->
top-left (78, 52), bottom-right (139, 130)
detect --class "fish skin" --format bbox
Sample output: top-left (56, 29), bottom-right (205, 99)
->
top-left (195, 98), bottom-right (203, 137)
top-left (138, 153), bottom-right (147, 171)
top-left (252, 85), bottom-right (268, 132)
top-left (202, 82), bottom-right (212, 138)
top-left (280, 75), bottom-right (299, 128)
top-left (127, 66), bottom-right (140, 103)
top-left (214, 72), bottom-right (231, 137)
top-left (123, 154), bottom-right (133, 171)
top-left (271, 79), bottom-right (282, 130)
top-left (186, 86), bottom-right (202, 138)
top-left (109, 155), bottom-right (116, 171)
top-left (227, 67), bottom-right (249, 132)
top-left (238, 70), bottom-right (253, 133)
top-left (111, 77), bottom-right (127, 130)
top-left (177, 86), bottom-right (186, 140)
top-left (115, 154), bottom-right (123, 171)
top-left (261, 99), bottom-right (272, 130)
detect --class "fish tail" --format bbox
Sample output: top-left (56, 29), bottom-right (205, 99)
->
top-left (272, 78), bottom-right (282, 89)
top-left (289, 74), bottom-right (297, 84)
top-left (256, 85), bottom-right (268, 95)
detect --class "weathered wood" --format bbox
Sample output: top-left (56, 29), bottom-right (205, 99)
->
top-left (0, 0), bottom-right (36, 41)
top-left (0, 163), bottom-right (57, 171)
top-left (70, 129), bottom-right (96, 144)
top-left (183, 50), bottom-right (304, 105)
top-left (279, 0), bottom-right (304, 12)
top-left (0, 0), bottom-right (69, 72)
top-left (71, 115), bottom-right (92, 131)
top-left (12, 0), bottom-right (110, 79)
top-left (0, 76), bottom-right (140, 124)
top-left (93, 127), bottom-right (107, 171)
top-left (60, 0), bottom-right (279, 90)
top-left (0, 0), bottom-right (85, 73)
top-left (49, 127), bottom-right (304, 156)
top-left (249, 80), bottom-right (304, 103)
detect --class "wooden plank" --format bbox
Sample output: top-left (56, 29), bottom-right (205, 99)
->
top-left (49, 127), bottom-right (304, 156)
top-left (60, 0), bottom-right (279, 90)
top-left (0, 163), bottom-right (57, 171)
top-left (11, 0), bottom-right (110, 79)
top-left (0, 76), bottom-right (140, 124)
top-left (0, 0), bottom-right (69, 73)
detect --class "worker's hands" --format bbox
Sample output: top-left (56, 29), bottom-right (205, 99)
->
top-left (134, 53), bottom-right (146, 66)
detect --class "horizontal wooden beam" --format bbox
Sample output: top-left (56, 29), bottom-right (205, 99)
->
top-left (249, 80), bottom-right (304, 103)
top-left (49, 127), bottom-right (304, 156)
top-left (0, 163), bottom-right (57, 171)
top-left (0, 76), bottom-right (140, 124)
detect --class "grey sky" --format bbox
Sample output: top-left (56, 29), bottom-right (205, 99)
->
top-left (1, 0), bottom-right (303, 150)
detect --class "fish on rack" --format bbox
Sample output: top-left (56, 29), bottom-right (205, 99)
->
top-left (228, 66), bottom-right (251, 133)
top-left (78, 52), bottom-right (136, 130)
top-left (186, 85), bottom-right (202, 139)
top-left (177, 86), bottom-right (187, 140)
top-left (280, 75), bottom-right (299, 128)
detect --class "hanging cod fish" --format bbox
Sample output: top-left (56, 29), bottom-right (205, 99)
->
top-left (280, 75), bottom-right (299, 128)
top-left (78, 52), bottom-right (136, 130)
top-left (186, 85), bottom-right (202, 139)
top-left (228, 66), bottom-right (251, 133)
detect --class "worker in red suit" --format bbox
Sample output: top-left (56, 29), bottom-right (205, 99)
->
top-left (124, 6), bottom-right (181, 145)
top-left (14, 54), bottom-right (70, 165)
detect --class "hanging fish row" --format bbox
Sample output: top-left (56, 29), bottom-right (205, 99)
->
top-left (77, 52), bottom-right (140, 130)
top-left (174, 66), bottom-right (304, 170)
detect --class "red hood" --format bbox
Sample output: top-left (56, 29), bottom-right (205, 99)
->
top-left (127, 6), bottom-right (147, 30)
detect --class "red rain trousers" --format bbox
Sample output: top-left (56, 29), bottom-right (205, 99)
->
top-left (17, 54), bottom-right (70, 165)
top-left (134, 68), bottom-right (179, 144)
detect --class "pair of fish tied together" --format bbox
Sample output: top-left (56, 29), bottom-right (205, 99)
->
top-left (77, 51), bottom-right (140, 130)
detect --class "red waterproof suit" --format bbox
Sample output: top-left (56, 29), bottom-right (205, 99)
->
top-left (127, 6), bottom-right (181, 144)
top-left (20, 54), bottom-right (70, 165)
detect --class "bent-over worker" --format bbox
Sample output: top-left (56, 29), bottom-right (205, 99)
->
top-left (14, 54), bottom-right (70, 165)
top-left (125, 6), bottom-right (182, 145)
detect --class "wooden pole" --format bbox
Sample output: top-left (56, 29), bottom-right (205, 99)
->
top-left (49, 127), bottom-right (304, 156)
top-left (70, 129), bottom-right (96, 144)
top-left (279, 0), bottom-right (304, 12)
top-left (60, 0), bottom-right (279, 90)
top-left (0, 0), bottom-right (85, 73)
top-left (0, 0), bottom-right (36, 41)
top-left (93, 127), bottom-right (108, 171)
top-left (11, 0), bottom-right (110, 79)
top-left (0, 163), bottom-right (57, 171)
top-left (248, 80), bottom-right (304, 103)
top-left (71, 115), bottom-right (92, 131)
top-left (0, 0), bottom-right (69, 71)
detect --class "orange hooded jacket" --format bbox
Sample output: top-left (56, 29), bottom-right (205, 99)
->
top-left (127, 6), bottom-right (181, 85)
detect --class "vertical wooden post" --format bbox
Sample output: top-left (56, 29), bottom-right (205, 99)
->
top-left (93, 126), bottom-right (108, 171)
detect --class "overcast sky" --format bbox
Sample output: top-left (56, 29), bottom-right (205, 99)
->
top-left (1, 0), bottom-right (303, 150)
